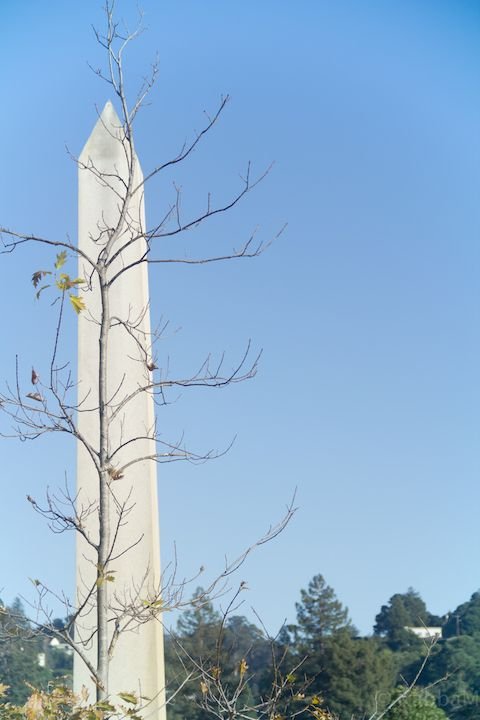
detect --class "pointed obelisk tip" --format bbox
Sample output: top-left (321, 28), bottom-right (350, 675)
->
top-left (79, 100), bottom-right (123, 161)
top-left (99, 100), bottom-right (121, 124)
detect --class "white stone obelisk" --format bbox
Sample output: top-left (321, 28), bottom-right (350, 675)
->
top-left (75, 101), bottom-right (166, 719)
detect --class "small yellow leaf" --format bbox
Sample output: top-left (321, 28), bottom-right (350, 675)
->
top-left (55, 251), bottom-right (68, 269)
top-left (0, 683), bottom-right (9, 697)
top-left (57, 274), bottom-right (86, 290)
top-left (142, 598), bottom-right (164, 609)
top-left (70, 294), bottom-right (86, 314)
top-left (239, 658), bottom-right (248, 677)
top-left (118, 692), bottom-right (138, 705)
top-left (95, 701), bottom-right (116, 712)
top-left (200, 681), bottom-right (208, 695)
top-left (56, 273), bottom-right (71, 291)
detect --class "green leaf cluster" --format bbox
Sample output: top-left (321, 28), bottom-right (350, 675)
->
top-left (31, 252), bottom-right (86, 314)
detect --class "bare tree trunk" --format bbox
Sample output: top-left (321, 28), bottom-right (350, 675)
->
top-left (97, 270), bottom-right (110, 699)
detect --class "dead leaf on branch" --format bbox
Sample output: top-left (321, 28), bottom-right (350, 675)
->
top-left (210, 665), bottom-right (221, 680)
top-left (26, 392), bottom-right (43, 402)
top-left (107, 466), bottom-right (124, 481)
top-left (31, 270), bottom-right (51, 288)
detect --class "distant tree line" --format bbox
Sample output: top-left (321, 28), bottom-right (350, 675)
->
top-left (3, 577), bottom-right (480, 718)
top-left (0, 599), bottom-right (72, 704)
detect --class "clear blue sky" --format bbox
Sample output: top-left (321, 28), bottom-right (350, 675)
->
top-left (0, 0), bottom-right (479, 636)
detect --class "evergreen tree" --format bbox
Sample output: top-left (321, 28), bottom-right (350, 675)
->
top-left (294, 574), bottom-right (355, 650)
top-left (322, 631), bottom-right (396, 718)
top-left (176, 589), bottom-right (221, 654)
top-left (306, 631), bottom-right (396, 719)
top-left (287, 575), bottom-right (397, 719)
top-left (0, 599), bottom-right (50, 703)
top-left (374, 588), bottom-right (432, 651)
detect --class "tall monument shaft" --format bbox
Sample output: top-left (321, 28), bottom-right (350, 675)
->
top-left (75, 102), bottom-right (166, 719)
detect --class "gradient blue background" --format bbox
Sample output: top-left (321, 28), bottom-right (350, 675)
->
top-left (0, 0), bottom-right (479, 635)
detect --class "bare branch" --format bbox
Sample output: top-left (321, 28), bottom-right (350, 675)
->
top-left (138, 95), bottom-right (230, 189)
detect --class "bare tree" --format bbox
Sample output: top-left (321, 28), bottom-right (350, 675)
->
top-left (0, 0), bottom-right (291, 707)
top-left (166, 590), bottom-right (314, 720)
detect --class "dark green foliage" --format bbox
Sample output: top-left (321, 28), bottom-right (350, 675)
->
top-left (295, 574), bottom-right (356, 650)
top-left (420, 591), bottom-right (480, 718)
top-left (420, 635), bottom-right (480, 720)
top-left (443, 592), bottom-right (480, 639)
top-left (0, 599), bottom-right (50, 703)
top-left (386, 687), bottom-right (448, 720)
top-left (365, 589), bottom-right (480, 720)
top-left (165, 591), bottom-right (219, 720)
top-left (289, 630), bottom-right (396, 720)
top-left (287, 576), bottom-right (396, 719)
top-left (318, 632), bottom-right (397, 719)
top-left (175, 590), bottom-right (221, 640)
top-left (48, 645), bottom-right (74, 682)
top-left (0, 600), bottom-right (73, 703)
top-left (374, 588), bottom-right (435, 651)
